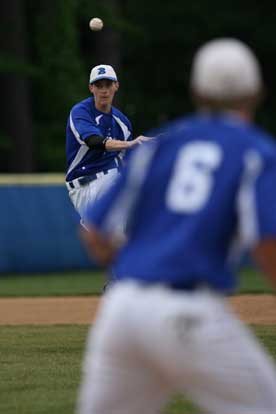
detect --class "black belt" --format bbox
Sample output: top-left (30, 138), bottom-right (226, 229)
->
top-left (67, 169), bottom-right (116, 189)
top-left (137, 280), bottom-right (204, 292)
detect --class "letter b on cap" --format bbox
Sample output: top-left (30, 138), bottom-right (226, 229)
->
top-left (98, 67), bottom-right (106, 75)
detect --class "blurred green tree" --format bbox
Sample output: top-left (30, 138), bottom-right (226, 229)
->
top-left (0, 0), bottom-right (275, 172)
top-left (31, 0), bottom-right (86, 171)
top-left (0, 0), bottom-right (34, 172)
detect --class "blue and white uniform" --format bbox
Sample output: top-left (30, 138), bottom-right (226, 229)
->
top-left (66, 96), bottom-right (132, 181)
top-left (86, 114), bottom-right (276, 291)
top-left (79, 114), bottom-right (276, 414)
top-left (65, 96), bottom-right (133, 218)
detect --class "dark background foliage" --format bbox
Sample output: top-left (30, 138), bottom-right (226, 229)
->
top-left (1, 0), bottom-right (275, 172)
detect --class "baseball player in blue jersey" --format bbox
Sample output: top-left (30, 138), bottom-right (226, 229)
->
top-left (77, 39), bottom-right (276, 414)
top-left (65, 64), bottom-right (148, 221)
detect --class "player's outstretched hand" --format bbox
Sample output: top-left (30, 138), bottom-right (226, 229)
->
top-left (130, 135), bottom-right (155, 147)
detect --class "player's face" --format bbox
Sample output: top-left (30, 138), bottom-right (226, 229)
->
top-left (89, 79), bottom-right (119, 113)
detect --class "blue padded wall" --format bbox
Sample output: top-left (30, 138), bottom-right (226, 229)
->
top-left (0, 184), bottom-right (94, 273)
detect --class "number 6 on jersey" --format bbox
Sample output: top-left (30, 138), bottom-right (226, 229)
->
top-left (166, 141), bottom-right (222, 213)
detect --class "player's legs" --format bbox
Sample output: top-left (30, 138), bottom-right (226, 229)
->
top-left (78, 281), bottom-right (276, 414)
top-left (98, 283), bottom-right (276, 414)
top-left (77, 283), bottom-right (173, 414)
top-left (77, 343), bottom-right (171, 414)
top-left (194, 317), bottom-right (276, 414)
top-left (69, 171), bottom-right (121, 289)
top-left (159, 291), bottom-right (276, 414)
top-left (94, 170), bottom-right (124, 286)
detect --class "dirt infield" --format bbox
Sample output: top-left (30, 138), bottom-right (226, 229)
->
top-left (0, 294), bottom-right (275, 325)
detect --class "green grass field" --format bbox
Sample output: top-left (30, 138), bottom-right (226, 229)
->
top-left (0, 271), bottom-right (105, 297)
top-left (0, 268), bottom-right (275, 414)
top-left (1, 324), bottom-right (276, 414)
top-left (0, 267), bottom-right (274, 297)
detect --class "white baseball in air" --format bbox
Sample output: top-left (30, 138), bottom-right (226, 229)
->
top-left (89, 17), bottom-right (104, 31)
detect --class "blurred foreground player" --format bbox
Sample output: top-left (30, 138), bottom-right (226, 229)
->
top-left (77, 39), bottom-right (276, 414)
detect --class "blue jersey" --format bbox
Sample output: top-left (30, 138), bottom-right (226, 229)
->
top-left (85, 114), bottom-right (276, 293)
top-left (66, 97), bottom-right (133, 181)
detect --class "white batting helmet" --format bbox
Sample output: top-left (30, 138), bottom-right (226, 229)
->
top-left (190, 38), bottom-right (263, 100)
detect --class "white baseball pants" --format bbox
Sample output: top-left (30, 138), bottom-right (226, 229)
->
top-left (77, 281), bottom-right (276, 414)
top-left (68, 169), bottom-right (120, 220)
